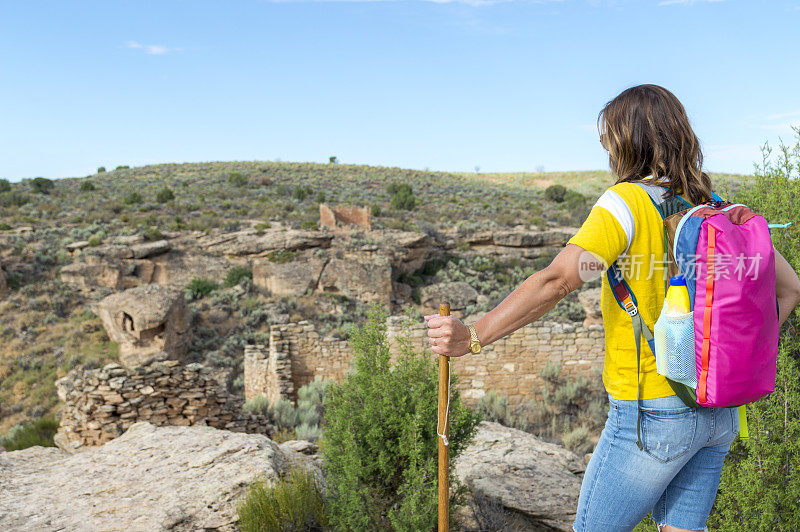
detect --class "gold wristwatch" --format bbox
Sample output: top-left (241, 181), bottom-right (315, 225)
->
top-left (467, 324), bottom-right (482, 354)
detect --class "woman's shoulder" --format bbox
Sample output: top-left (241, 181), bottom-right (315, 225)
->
top-left (599, 181), bottom-right (666, 209)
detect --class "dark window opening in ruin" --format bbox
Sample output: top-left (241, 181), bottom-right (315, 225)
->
top-left (122, 312), bottom-right (135, 332)
top-left (139, 322), bottom-right (166, 342)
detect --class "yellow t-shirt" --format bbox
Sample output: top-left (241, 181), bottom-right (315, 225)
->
top-left (567, 180), bottom-right (676, 401)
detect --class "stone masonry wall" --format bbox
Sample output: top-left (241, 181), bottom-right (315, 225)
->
top-left (55, 360), bottom-right (273, 451)
top-left (245, 314), bottom-right (605, 407)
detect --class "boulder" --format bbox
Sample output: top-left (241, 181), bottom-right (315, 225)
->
top-left (66, 240), bottom-right (90, 252)
top-left (418, 281), bottom-right (478, 311)
top-left (454, 421), bottom-right (586, 531)
top-left (91, 284), bottom-right (192, 368)
top-left (0, 422), bottom-right (301, 531)
top-left (317, 252), bottom-right (392, 308)
top-left (59, 259), bottom-right (124, 292)
top-left (577, 287), bottom-right (602, 327)
top-left (252, 256), bottom-right (328, 297)
top-left (380, 230), bottom-right (433, 278)
top-left (130, 239), bottom-right (171, 259)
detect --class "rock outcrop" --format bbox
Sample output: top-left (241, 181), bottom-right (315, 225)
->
top-left (197, 228), bottom-right (333, 257)
top-left (577, 287), bottom-right (602, 327)
top-left (59, 256), bottom-right (124, 292)
top-left (0, 422), bottom-right (303, 531)
top-left (91, 284), bottom-right (192, 368)
top-left (317, 252), bottom-right (392, 309)
top-left (418, 280), bottom-right (479, 312)
top-left (252, 254), bottom-right (328, 297)
top-left (454, 421), bottom-right (586, 531)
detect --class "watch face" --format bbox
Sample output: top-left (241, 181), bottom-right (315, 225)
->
top-left (470, 343), bottom-right (481, 354)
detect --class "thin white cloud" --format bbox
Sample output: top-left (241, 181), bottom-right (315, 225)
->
top-left (764, 110), bottom-right (800, 121)
top-left (658, 0), bottom-right (724, 5)
top-left (126, 41), bottom-right (183, 55)
top-left (752, 110), bottom-right (800, 134)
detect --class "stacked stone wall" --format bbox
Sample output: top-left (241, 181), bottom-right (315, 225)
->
top-left (245, 315), bottom-right (605, 407)
top-left (55, 360), bottom-right (273, 451)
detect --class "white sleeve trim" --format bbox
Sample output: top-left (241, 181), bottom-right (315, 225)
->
top-left (595, 189), bottom-right (635, 257)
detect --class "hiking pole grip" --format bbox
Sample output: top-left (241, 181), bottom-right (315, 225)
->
top-left (438, 301), bottom-right (450, 532)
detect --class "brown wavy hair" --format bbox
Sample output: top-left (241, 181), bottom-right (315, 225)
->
top-left (598, 84), bottom-right (713, 206)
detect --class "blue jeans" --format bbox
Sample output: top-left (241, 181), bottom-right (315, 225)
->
top-left (572, 393), bottom-right (739, 532)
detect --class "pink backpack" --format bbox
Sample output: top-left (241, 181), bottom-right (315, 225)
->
top-left (607, 185), bottom-right (779, 450)
top-left (671, 201), bottom-right (779, 407)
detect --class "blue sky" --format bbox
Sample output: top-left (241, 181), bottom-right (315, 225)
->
top-left (1, 0), bottom-right (799, 181)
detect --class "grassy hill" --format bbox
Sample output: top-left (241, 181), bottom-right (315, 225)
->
top-left (0, 161), bottom-right (750, 437)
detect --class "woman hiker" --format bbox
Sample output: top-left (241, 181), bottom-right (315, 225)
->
top-left (424, 83), bottom-right (800, 532)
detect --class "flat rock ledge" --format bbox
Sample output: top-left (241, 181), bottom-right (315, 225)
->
top-left (454, 421), bottom-right (587, 531)
top-left (0, 422), bottom-right (297, 531)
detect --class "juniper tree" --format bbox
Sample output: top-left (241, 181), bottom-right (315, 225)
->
top-left (321, 302), bottom-right (480, 531)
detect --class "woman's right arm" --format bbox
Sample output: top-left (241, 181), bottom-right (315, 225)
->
top-left (775, 247), bottom-right (800, 326)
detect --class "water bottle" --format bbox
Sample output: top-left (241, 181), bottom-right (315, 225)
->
top-left (654, 275), bottom-right (697, 387)
top-left (664, 275), bottom-right (691, 315)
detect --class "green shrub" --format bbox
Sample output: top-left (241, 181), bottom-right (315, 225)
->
top-left (171, 215), bottom-right (188, 231)
top-left (143, 228), bottom-right (164, 241)
top-left (186, 277), bottom-right (218, 300)
top-left (563, 189), bottom-right (586, 210)
top-left (387, 182), bottom-right (417, 210)
top-left (370, 203), bottom-right (381, 217)
top-left (544, 184), bottom-right (567, 203)
top-left (387, 182), bottom-right (411, 196)
top-left (87, 235), bottom-right (102, 247)
top-left (1, 415), bottom-right (59, 451)
top-left (294, 423), bottom-right (323, 442)
top-left (115, 165), bottom-right (129, 170)
top-left (0, 222), bottom-right (12, 230)
top-left (293, 185), bottom-right (312, 201)
top-left (476, 390), bottom-right (511, 425)
top-left (299, 220), bottom-right (318, 230)
top-left (124, 191), bottom-right (143, 205)
top-left (288, 377), bottom-right (330, 442)
top-left (710, 342), bottom-right (800, 530)
top-left (321, 302), bottom-right (480, 530)
top-left (156, 187), bottom-right (175, 203)
top-left (562, 425), bottom-right (591, 455)
top-left (31, 177), bottom-right (54, 194)
top-left (224, 265), bottom-right (252, 287)
top-left (228, 172), bottom-right (248, 187)
top-left (266, 249), bottom-right (298, 264)
top-left (271, 398), bottom-right (299, 431)
top-left (0, 190), bottom-right (29, 207)
top-left (0, 178), bottom-right (11, 192)
top-left (390, 188), bottom-right (416, 210)
top-left (79, 180), bottom-right (95, 192)
top-left (237, 464), bottom-right (328, 532)
top-left (97, 166), bottom-right (106, 173)
top-left (329, 156), bottom-right (338, 164)
top-left (315, 191), bottom-right (326, 203)
top-left (243, 394), bottom-right (270, 415)
top-left (528, 215), bottom-right (545, 229)
top-left (254, 222), bottom-right (271, 232)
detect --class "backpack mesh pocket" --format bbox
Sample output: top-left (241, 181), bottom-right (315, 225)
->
top-left (654, 308), bottom-right (697, 388)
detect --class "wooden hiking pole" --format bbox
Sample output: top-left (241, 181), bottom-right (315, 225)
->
top-left (437, 301), bottom-right (451, 532)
